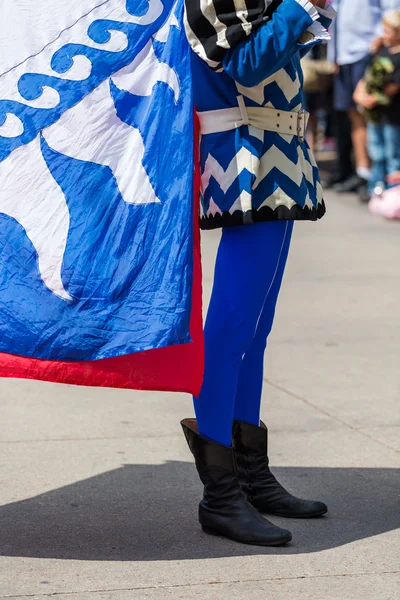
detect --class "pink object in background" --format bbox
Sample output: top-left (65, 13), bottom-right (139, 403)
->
top-left (369, 185), bottom-right (400, 220)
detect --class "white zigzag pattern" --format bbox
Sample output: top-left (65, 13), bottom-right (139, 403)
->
top-left (316, 181), bottom-right (323, 203)
top-left (206, 190), bottom-right (252, 217)
top-left (236, 69), bottom-right (301, 106)
top-left (259, 187), bottom-right (297, 211)
top-left (203, 145), bottom-right (317, 194)
top-left (202, 147), bottom-right (260, 194)
top-left (298, 146), bottom-right (314, 184)
top-left (202, 143), bottom-right (322, 215)
top-left (253, 145), bottom-right (307, 189)
top-left (301, 146), bottom-right (324, 203)
top-left (264, 70), bottom-right (301, 103)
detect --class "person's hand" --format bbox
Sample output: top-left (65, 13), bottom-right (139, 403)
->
top-left (371, 36), bottom-right (384, 54)
top-left (387, 171), bottom-right (400, 185)
top-left (360, 94), bottom-right (378, 110)
top-left (353, 84), bottom-right (377, 109)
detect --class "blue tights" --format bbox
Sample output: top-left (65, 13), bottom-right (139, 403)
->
top-left (194, 220), bottom-right (293, 447)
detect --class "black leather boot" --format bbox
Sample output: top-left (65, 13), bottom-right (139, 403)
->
top-left (181, 419), bottom-right (292, 546)
top-left (233, 420), bottom-right (328, 518)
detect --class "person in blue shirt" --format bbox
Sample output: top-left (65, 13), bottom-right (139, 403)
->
top-left (181, 0), bottom-right (336, 547)
top-left (329, 0), bottom-right (399, 196)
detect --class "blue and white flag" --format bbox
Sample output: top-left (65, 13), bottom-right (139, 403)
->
top-left (0, 0), bottom-right (203, 392)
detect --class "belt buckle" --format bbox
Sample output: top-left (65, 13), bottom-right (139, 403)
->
top-left (297, 108), bottom-right (306, 143)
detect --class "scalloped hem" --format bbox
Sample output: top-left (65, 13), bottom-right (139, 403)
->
top-left (200, 200), bottom-right (326, 230)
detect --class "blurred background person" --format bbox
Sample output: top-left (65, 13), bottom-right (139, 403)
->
top-left (329, 0), bottom-right (400, 201)
top-left (354, 10), bottom-right (400, 194)
top-left (302, 44), bottom-right (336, 153)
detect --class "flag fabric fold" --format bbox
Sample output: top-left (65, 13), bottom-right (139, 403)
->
top-left (0, 0), bottom-right (204, 395)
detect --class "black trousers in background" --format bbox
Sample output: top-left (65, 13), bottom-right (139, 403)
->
top-left (333, 110), bottom-right (354, 181)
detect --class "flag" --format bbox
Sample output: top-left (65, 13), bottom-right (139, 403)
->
top-left (0, 0), bottom-right (204, 395)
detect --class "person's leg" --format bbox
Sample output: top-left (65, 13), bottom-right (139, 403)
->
top-left (324, 96), bottom-right (334, 139)
top-left (383, 123), bottom-right (400, 184)
top-left (234, 222), bottom-right (293, 426)
top-left (193, 220), bottom-right (291, 446)
top-left (368, 122), bottom-right (387, 190)
top-left (333, 58), bottom-right (370, 190)
top-left (348, 108), bottom-right (370, 175)
top-left (332, 110), bottom-right (354, 183)
top-left (331, 66), bottom-right (355, 187)
top-left (348, 56), bottom-right (371, 180)
top-left (231, 221), bottom-right (328, 519)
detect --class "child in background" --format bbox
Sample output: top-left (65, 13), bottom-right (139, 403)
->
top-left (353, 11), bottom-right (400, 192)
top-left (369, 176), bottom-right (400, 220)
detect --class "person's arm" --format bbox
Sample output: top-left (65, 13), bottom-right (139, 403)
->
top-left (353, 79), bottom-right (378, 109)
top-left (221, 0), bottom-right (321, 88)
top-left (371, 36), bottom-right (385, 54)
top-left (298, 1), bottom-right (337, 59)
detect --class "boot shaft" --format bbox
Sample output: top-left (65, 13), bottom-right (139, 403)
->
top-left (181, 418), bottom-right (234, 472)
top-left (181, 418), bottom-right (242, 508)
top-left (233, 420), bottom-right (269, 454)
top-left (233, 419), bottom-right (283, 504)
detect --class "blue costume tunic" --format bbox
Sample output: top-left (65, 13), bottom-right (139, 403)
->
top-left (189, 0), bottom-right (335, 229)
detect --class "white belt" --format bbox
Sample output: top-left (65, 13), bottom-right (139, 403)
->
top-left (197, 96), bottom-right (309, 142)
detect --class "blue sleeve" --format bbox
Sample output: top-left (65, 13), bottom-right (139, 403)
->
top-left (318, 14), bottom-right (333, 31)
top-left (298, 9), bottom-right (335, 59)
top-left (221, 0), bottom-right (316, 88)
top-left (299, 40), bottom-right (322, 60)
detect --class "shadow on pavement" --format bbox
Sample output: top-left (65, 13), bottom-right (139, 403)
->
top-left (0, 463), bottom-right (398, 561)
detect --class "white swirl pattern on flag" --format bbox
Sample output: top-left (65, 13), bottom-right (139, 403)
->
top-left (0, 0), bottom-right (180, 300)
top-left (0, 0), bottom-right (164, 151)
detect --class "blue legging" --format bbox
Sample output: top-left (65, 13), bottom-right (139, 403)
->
top-left (194, 220), bottom-right (293, 446)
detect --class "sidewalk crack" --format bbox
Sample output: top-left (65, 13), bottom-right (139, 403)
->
top-left (266, 379), bottom-right (399, 454)
top-left (1, 570), bottom-right (399, 598)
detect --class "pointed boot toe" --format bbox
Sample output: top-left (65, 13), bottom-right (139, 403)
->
top-left (233, 420), bottom-right (328, 519)
top-left (264, 496), bottom-right (328, 519)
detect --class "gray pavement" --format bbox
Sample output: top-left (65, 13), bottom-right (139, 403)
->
top-left (0, 191), bottom-right (399, 599)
